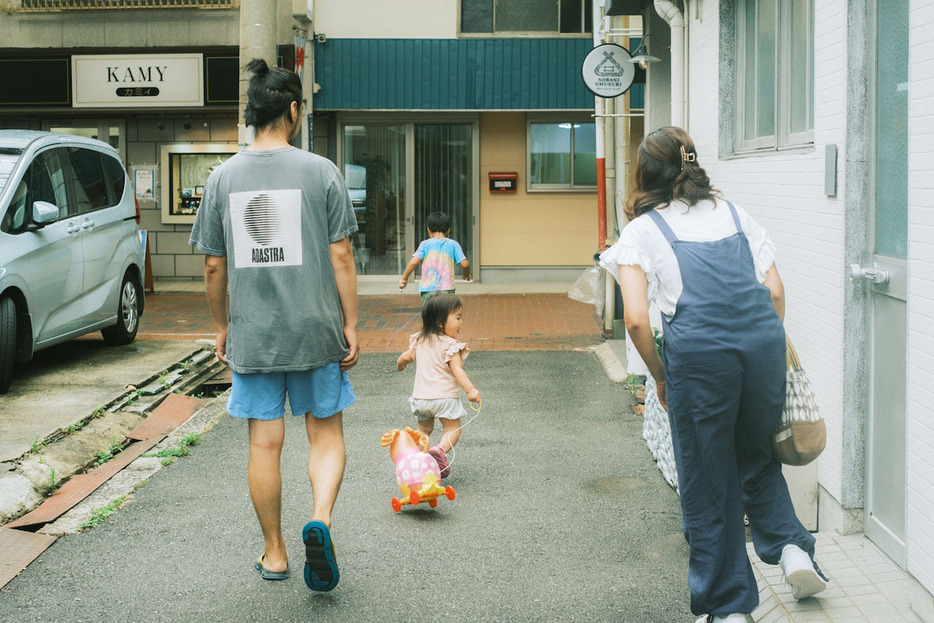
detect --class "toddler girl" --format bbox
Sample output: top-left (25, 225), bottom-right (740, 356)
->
top-left (396, 293), bottom-right (481, 478)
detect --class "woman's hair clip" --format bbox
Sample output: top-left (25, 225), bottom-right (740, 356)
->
top-left (680, 145), bottom-right (696, 169)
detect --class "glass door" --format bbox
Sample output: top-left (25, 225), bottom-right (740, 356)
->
top-left (413, 124), bottom-right (474, 275)
top-left (864, 0), bottom-right (908, 567)
top-left (341, 120), bottom-right (477, 278)
top-left (342, 125), bottom-right (407, 275)
top-left (44, 120), bottom-right (125, 162)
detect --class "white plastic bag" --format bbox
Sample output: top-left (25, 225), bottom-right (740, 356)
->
top-left (568, 266), bottom-right (606, 316)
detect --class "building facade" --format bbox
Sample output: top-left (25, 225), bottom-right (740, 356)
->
top-left (1, 0), bottom-right (644, 284)
top-left (635, 0), bottom-right (934, 619)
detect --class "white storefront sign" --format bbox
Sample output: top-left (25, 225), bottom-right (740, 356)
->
top-left (581, 44), bottom-right (635, 98)
top-left (72, 54), bottom-right (204, 108)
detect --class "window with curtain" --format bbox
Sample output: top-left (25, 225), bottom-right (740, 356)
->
top-left (528, 121), bottom-right (596, 190)
top-left (461, 0), bottom-right (592, 34)
top-left (736, 0), bottom-right (813, 151)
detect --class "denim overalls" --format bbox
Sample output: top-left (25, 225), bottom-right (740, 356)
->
top-left (647, 202), bottom-right (815, 615)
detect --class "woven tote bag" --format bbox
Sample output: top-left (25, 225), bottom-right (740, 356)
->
top-left (771, 336), bottom-right (826, 466)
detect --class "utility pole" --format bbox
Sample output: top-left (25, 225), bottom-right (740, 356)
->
top-left (238, 0), bottom-right (278, 149)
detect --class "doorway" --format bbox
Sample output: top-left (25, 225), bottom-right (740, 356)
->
top-left (43, 120), bottom-right (126, 162)
top-left (340, 119), bottom-right (477, 278)
top-left (864, 0), bottom-right (909, 567)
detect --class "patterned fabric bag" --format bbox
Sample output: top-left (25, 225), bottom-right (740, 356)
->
top-left (772, 336), bottom-right (826, 466)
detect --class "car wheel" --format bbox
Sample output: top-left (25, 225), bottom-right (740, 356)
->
top-left (0, 296), bottom-right (16, 394)
top-left (101, 273), bottom-right (141, 345)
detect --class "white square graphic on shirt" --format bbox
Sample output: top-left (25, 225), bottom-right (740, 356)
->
top-left (229, 189), bottom-right (302, 269)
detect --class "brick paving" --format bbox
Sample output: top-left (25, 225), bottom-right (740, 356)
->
top-left (137, 291), bottom-right (605, 353)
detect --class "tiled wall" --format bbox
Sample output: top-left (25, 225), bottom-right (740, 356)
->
top-left (907, 0), bottom-right (934, 598)
top-left (127, 114), bottom-right (238, 279)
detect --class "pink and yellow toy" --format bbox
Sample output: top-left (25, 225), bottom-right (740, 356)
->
top-left (381, 427), bottom-right (456, 512)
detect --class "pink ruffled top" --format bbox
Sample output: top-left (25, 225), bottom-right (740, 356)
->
top-left (406, 333), bottom-right (469, 399)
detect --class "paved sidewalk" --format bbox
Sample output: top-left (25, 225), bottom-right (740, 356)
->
top-left (141, 279), bottom-right (605, 353)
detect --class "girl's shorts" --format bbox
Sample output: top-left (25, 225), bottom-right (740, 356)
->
top-left (228, 362), bottom-right (356, 420)
top-left (409, 397), bottom-right (466, 421)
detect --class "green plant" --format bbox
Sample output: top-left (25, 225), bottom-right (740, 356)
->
top-left (143, 433), bottom-right (202, 463)
top-left (48, 467), bottom-right (59, 493)
top-left (30, 436), bottom-right (46, 454)
top-left (92, 405), bottom-right (107, 418)
top-left (79, 496), bottom-right (126, 531)
top-left (95, 436), bottom-right (123, 466)
top-left (653, 328), bottom-right (665, 363)
top-left (66, 420), bottom-right (85, 435)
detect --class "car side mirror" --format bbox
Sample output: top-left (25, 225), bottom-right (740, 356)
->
top-left (31, 201), bottom-right (60, 228)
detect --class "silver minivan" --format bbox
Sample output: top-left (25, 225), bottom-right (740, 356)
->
top-left (0, 130), bottom-right (145, 394)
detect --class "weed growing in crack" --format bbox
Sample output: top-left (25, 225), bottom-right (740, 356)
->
top-left (79, 496), bottom-right (126, 531)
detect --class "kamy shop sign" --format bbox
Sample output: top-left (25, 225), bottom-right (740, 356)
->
top-left (72, 54), bottom-right (204, 108)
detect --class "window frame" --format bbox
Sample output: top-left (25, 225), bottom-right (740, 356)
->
top-left (734, 0), bottom-right (814, 153)
top-left (526, 115), bottom-right (598, 193)
top-left (459, 0), bottom-right (593, 37)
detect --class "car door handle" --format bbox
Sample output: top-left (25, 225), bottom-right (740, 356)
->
top-left (81, 219), bottom-right (95, 230)
top-left (66, 224), bottom-right (80, 235)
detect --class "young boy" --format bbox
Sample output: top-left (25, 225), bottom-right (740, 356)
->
top-left (399, 212), bottom-right (470, 305)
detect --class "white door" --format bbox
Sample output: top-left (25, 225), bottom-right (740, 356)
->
top-left (857, 0), bottom-right (909, 567)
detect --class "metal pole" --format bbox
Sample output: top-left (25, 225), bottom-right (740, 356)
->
top-left (593, 0), bottom-right (607, 249)
top-left (239, 0), bottom-right (278, 149)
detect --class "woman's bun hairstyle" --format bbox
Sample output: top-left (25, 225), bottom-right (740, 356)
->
top-left (243, 58), bottom-right (302, 130)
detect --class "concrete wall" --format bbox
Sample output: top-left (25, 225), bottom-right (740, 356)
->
top-left (479, 112), bottom-right (597, 268)
top-left (314, 0), bottom-right (458, 39)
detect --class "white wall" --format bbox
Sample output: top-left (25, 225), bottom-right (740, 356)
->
top-left (906, 0), bottom-right (934, 597)
top-left (685, 0), bottom-right (849, 503)
top-left (314, 0), bottom-right (458, 39)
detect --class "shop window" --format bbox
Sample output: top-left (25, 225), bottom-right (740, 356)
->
top-left (527, 121), bottom-right (597, 191)
top-left (160, 143), bottom-right (236, 224)
top-left (461, 0), bottom-right (592, 34)
top-left (735, 0), bottom-right (813, 152)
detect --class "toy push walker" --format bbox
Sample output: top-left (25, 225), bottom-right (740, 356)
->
top-left (381, 427), bottom-right (455, 512)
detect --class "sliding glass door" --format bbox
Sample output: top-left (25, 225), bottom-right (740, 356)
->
top-left (341, 120), bottom-right (476, 278)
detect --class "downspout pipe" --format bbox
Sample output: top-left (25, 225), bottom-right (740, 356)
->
top-left (654, 0), bottom-right (685, 127)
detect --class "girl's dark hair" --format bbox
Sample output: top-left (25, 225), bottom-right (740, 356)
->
top-left (426, 212), bottom-right (451, 233)
top-left (625, 126), bottom-right (720, 220)
top-left (420, 293), bottom-right (462, 339)
top-left (243, 58), bottom-right (303, 130)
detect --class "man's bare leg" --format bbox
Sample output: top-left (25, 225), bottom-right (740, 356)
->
top-left (248, 417), bottom-right (287, 572)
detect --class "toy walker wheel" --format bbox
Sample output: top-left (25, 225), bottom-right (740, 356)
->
top-left (409, 490), bottom-right (421, 506)
top-left (391, 498), bottom-right (402, 512)
top-left (429, 498), bottom-right (438, 508)
top-left (445, 486), bottom-right (455, 500)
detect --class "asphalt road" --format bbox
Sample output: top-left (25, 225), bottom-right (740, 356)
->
top-left (0, 351), bottom-right (690, 623)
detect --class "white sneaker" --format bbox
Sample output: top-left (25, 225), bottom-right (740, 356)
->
top-left (695, 615), bottom-right (747, 623)
top-left (780, 543), bottom-right (828, 599)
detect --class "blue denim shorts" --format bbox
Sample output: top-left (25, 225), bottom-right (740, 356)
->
top-left (227, 362), bottom-right (356, 420)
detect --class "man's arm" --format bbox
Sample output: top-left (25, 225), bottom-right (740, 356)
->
top-left (330, 236), bottom-right (359, 370)
top-left (204, 255), bottom-right (229, 364)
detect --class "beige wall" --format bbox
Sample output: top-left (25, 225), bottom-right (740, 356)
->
top-left (315, 0), bottom-right (458, 39)
top-left (479, 112), bottom-right (597, 267)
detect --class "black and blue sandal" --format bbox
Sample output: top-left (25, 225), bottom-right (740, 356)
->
top-left (254, 555), bottom-right (290, 580)
top-left (302, 520), bottom-right (339, 591)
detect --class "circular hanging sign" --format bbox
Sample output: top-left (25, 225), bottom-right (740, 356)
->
top-left (581, 43), bottom-right (635, 98)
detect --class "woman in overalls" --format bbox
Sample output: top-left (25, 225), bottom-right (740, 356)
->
top-left (601, 127), bottom-right (828, 623)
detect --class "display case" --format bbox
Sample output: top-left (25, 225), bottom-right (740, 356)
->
top-left (160, 143), bottom-right (237, 224)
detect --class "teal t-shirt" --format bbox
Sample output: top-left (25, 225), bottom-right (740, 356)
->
top-left (189, 147), bottom-right (358, 373)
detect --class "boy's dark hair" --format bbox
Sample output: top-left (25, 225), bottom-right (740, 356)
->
top-left (426, 212), bottom-right (451, 233)
top-left (243, 58), bottom-right (303, 130)
top-left (420, 293), bottom-right (462, 339)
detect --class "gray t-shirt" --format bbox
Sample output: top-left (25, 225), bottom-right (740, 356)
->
top-left (189, 147), bottom-right (358, 373)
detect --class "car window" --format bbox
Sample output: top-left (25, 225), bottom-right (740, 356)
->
top-left (65, 147), bottom-right (110, 214)
top-left (3, 148), bottom-right (72, 232)
top-left (0, 152), bottom-right (20, 194)
top-left (101, 153), bottom-right (127, 205)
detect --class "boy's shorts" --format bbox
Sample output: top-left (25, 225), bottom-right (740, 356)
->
top-left (420, 289), bottom-right (455, 306)
top-left (228, 362), bottom-right (356, 420)
top-left (409, 397), bottom-right (466, 421)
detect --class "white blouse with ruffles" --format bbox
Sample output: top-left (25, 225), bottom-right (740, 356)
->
top-left (599, 198), bottom-right (776, 320)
